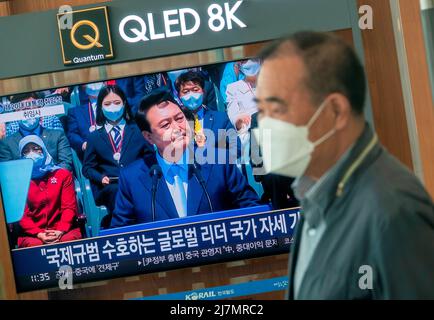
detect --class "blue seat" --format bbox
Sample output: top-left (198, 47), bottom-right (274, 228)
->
top-left (73, 176), bottom-right (89, 238)
top-left (71, 149), bottom-right (108, 237)
top-left (0, 159), bottom-right (33, 224)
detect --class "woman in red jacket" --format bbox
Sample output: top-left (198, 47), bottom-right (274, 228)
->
top-left (17, 135), bottom-right (82, 248)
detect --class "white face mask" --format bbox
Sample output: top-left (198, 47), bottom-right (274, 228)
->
top-left (252, 101), bottom-right (336, 178)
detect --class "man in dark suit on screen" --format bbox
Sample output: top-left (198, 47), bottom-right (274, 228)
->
top-left (110, 88), bottom-right (260, 227)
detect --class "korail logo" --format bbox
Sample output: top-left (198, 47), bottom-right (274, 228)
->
top-left (273, 279), bottom-right (288, 289)
top-left (185, 292), bottom-right (199, 300)
top-left (185, 290), bottom-right (217, 300)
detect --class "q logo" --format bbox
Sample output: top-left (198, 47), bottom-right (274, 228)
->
top-left (57, 6), bottom-right (114, 65)
top-left (70, 20), bottom-right (103, 50)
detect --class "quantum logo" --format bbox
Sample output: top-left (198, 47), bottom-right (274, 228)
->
top-left (70, 20), bottom-right (103, 50)
top-left (57, 6), bottom-right (114, 65)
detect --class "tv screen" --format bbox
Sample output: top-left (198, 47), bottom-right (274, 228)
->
top-left (0, 58), bottom-right (300, 292)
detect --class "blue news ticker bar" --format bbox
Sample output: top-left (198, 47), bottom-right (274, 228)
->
top-left (11, 205), bottom-right (300, 292)
top-left (99, 205), bottom-right (274, 236)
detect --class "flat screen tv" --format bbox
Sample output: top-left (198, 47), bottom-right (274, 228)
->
top-left (0, 58), bottom-right (300, 292)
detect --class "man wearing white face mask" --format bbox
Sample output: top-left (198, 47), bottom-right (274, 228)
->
top-left (254, 31), bottom-right (434, 299)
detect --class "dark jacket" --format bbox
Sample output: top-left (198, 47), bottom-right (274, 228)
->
top-left (287, 124), bottom-right (434, 300)
top-left (116, 76), bottom-right (161, 115)
top-left (201, 108), bottom-right (241, 158)
top-left (66, 104), bottom-right (94, 159)
top-left (82, 123), bottom-right (150, 197)
top-left (0, 128), bottom-right (73, 171)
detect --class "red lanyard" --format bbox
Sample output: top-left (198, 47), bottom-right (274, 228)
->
top-left (107, 127), bottom-right (124, 154)
top-left (88, 103), bottom-right (96, 127)
top-left (247, 82), bottom-right (255, 96)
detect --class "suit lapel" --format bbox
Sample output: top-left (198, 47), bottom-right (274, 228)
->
top-left (155, 178), bottom-right (179, 219)
top-left (40, 129), bottom-right (48, 149)
top-left (142, 154), bottom-right (179, 220)
top-left (187, 162), bottom-right (212, 216)
top-left (203, 110), bottom-right (214, 132)
top-left (80, 106), bottom-right (92, 129)
top-left (120, 124), bottom-right (134, 160)
top-left (99, 128), bottom-right (113, 154)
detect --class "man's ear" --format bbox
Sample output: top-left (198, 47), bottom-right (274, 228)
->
top-left (329, 93), bottom-right (352, 131)
top-left (142, 131), bottom-right (154, 145)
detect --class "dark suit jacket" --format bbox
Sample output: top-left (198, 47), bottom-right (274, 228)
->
top-left (116, 76), bottom-right (159, 114)
top-left (0, 128), bottom-right (73, 171)
top-left (203, 81), bottom-right (218, 111)
top-left (110, 151), bottom-right (260, 227)
top-left (66, 104), bottom-right (93, 159)
top-left (82, 123), bottom-right (150, 197)
top-left (202, 108), bottom-right (241, 158)
top-left (287, 124), bottom-right (434, 299)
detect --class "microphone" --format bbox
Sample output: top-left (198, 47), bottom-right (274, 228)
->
top-left (150, 164), bottom-right (162, 222)
top-left (191, 163), bottom-right (214, 213)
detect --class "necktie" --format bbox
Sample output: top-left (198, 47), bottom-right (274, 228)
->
top-left (194, 114), bottom-right (206, 147)
top-left (112, 126), bottom-right (122, 150)
top-left (170, 164), bottom-right (187, 218)
top-left (194, 114), bottom-right (202, 134)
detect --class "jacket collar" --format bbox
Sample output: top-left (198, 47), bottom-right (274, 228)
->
top-left (322, 122), bottom-right (380, 212)
top-left (297, 122), bottom-right (380, 222)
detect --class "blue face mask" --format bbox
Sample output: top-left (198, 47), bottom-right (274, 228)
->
top-left (86, 83), bottom-right (104, 96)
top-left (19, 118), bottom-right (40, 131)
top-left (25, 151), bottom-right (46, 179)
top-left (181, 92), bottom-right (204, 111)
top-left (103, 104), bottom-right (125, 122)
top-left (86, 83), bottom-right (104, 104)
top-left (240, 60), bottom-right (261, 77)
